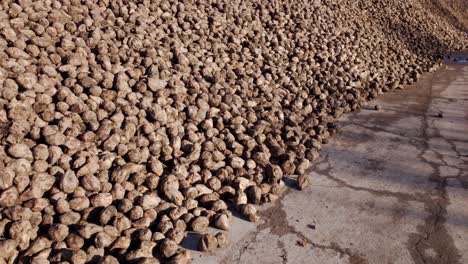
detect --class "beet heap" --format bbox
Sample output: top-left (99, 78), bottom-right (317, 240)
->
top-left (0, 0), bottom-right (466, 263)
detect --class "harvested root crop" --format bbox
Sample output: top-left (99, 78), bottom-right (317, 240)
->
top-left (0, 0), bottom-right (466, 263)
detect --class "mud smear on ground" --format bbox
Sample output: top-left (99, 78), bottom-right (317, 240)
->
top-left (257, 188), bottom-right (369, 264)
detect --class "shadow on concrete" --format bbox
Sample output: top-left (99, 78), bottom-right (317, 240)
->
top-left (181, 231), bottom-right (203, 251)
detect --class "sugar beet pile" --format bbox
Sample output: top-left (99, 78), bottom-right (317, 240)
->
top-left (0, 0), bottom-right (466, 263)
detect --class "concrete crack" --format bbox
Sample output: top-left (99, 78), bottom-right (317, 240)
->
top-left (312, 153), bottom-right (424, 203)
top-left (257, 188), bottom-right (369, 264)
top-left (345, 121), bottom-right (426, 144)
top-left (233, 233), bottom-right (257, 264)
top-left (308, 241), bottom-right (369, 264)
top-left (407, 72), bottom-right (461, 264)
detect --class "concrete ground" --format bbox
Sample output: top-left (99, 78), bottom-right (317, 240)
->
top-left (189, 53), bottom-right (468, 264)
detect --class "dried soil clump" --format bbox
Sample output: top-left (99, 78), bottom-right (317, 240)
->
top-left (0, 0), bottom-right (466, 263)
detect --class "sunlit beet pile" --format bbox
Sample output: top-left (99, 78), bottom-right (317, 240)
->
top-left (0, 0), bottom-right (466, 263)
